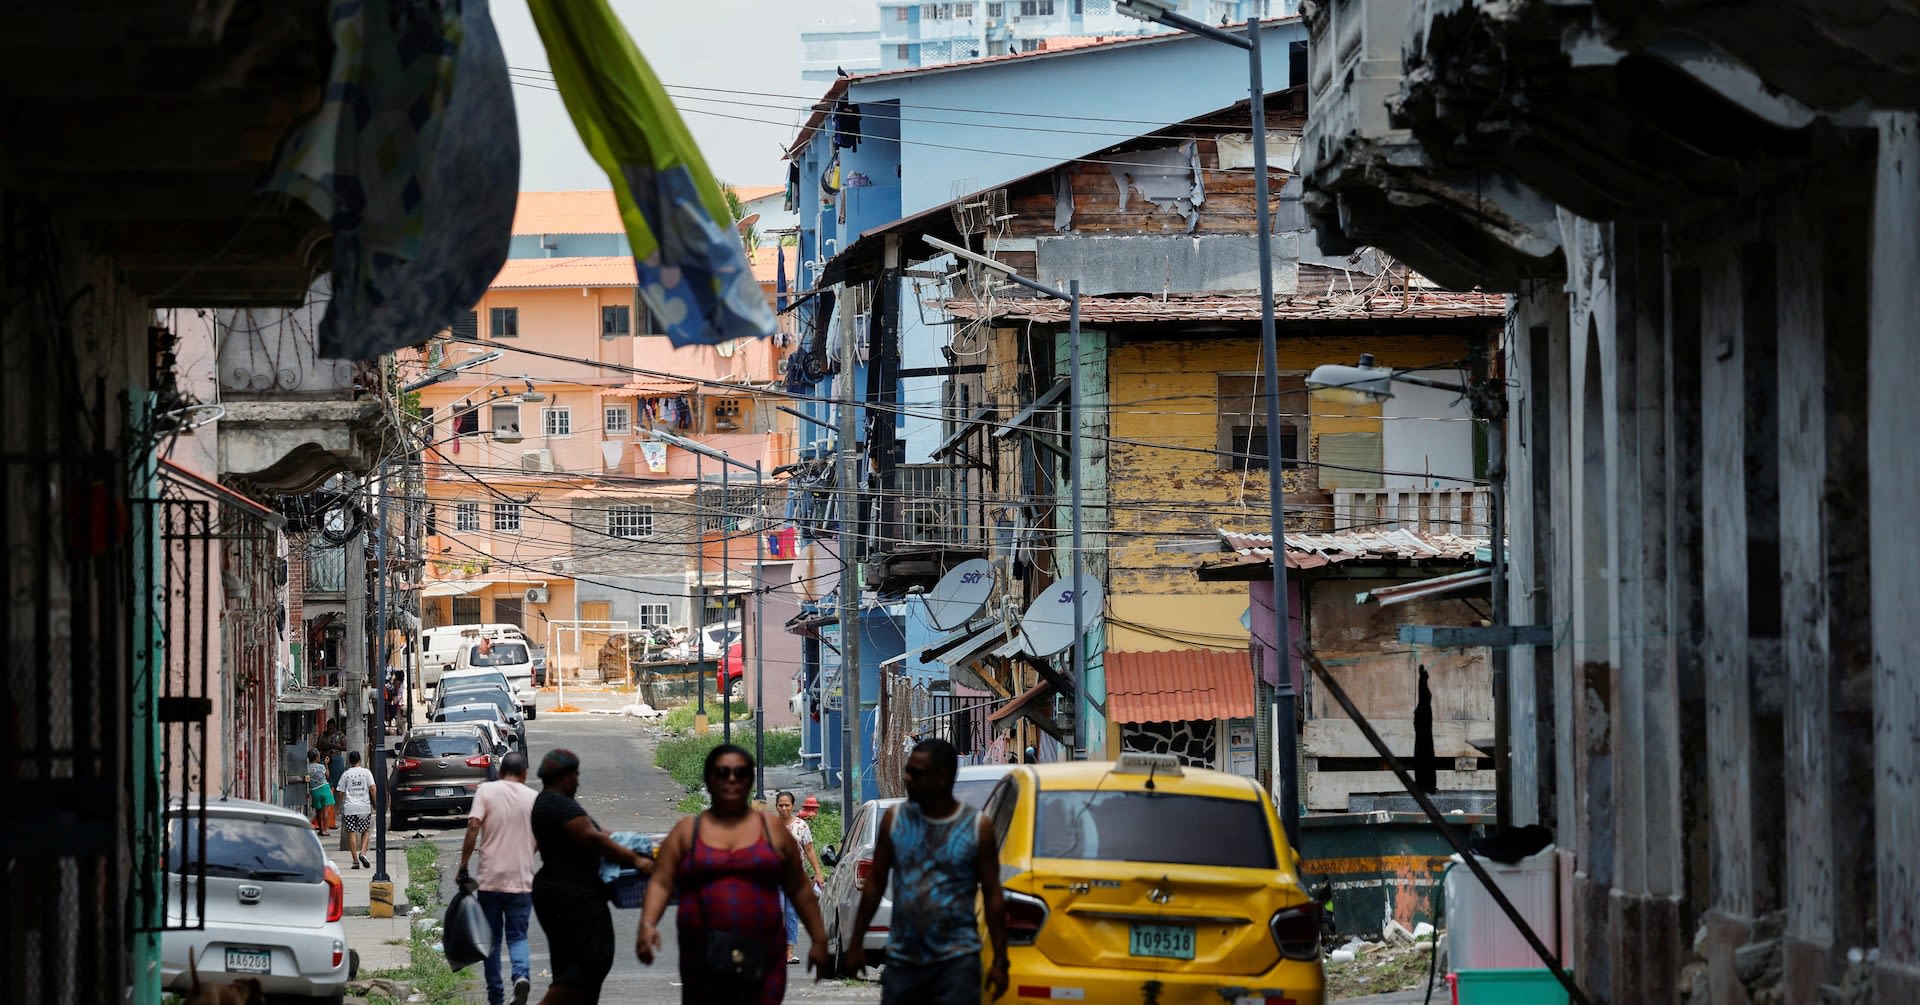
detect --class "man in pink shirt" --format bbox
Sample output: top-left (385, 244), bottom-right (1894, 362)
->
top-left (459, 751), bottom-right (539, 1005)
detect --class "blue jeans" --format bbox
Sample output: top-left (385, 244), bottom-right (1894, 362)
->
top-left (781, 891), bottom-right (800, 947)
top-left (476, 889), bottom-right (533, 1005)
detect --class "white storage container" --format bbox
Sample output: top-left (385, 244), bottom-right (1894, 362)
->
top-left (1444, 846), bottom-right (1559, 971)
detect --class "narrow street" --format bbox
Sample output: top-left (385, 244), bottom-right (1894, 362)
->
top-left (403, 707), bottom-right (880, 1004)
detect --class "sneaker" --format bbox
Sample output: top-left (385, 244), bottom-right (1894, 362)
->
top-left (511, 978), bottom-right (530, 1005)
top-left (359, 855), bottom-right (371, 869)
top-left (350, 860), bottom-right (359, 870)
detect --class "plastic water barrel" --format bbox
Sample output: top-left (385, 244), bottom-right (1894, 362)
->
top-left (1443, 847), bottom-right (1558, 971)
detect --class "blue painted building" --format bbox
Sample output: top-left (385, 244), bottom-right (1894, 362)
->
top-left (779, 23), bottom-right (1309, 793)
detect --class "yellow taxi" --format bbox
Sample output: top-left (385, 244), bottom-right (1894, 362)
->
top-left (977, 752), bottom-right (1323, 1005)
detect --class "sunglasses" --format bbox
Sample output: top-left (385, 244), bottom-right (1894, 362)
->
top-left (903, 766), bottom-right (927, 780)
top-left (709, 765), bottom-right (752, 781)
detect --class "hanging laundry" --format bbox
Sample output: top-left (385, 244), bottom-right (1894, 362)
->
top-left (784, 162), bottom-right (801, 212)
top-left (527, 0), bottom-right (774, 347)
top-left (268, 0), bottom-right (518, 360)
top-left (834, 103), bottom-right (862, 151)
top-left (821, 157), bottom-right (841, 200)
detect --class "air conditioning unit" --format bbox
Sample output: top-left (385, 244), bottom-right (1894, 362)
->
top-left (524, 587), bottom-right (550, 604)
top-left (522, 449), bottom-right (553, 473)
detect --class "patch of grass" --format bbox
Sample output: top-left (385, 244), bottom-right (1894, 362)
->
top-left (656, 732), bottom-right (727, 788)
top-left (660, 701), bottom-right (753, 735)
top-left (367, 840), bottom-right (471, 1005)
top-left (762, 729), bottom-right (802, 766)
top-left (675, 789), bottom-right (708, 813)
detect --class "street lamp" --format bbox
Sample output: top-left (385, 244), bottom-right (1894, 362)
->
top-left (1306, 353), bottom-right (1516, 828)
top-left (923, 234), bottom-right (1095, 763)
top-left (649, 427), bottom-right (771, 800)
top-left (1116, 0), bottom-right (1299, 844)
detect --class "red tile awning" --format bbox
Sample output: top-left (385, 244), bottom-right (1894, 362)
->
top-left (1106, 649), bottom-right (1256, 724)
top-left (600, 381), bottom-right (697, 398)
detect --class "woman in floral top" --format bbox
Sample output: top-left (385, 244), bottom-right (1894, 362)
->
top-left (774, 791), bottom-right (827, 965)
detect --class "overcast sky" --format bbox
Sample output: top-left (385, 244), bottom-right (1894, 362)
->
top-left (493, 0), bottom-right (870, 191)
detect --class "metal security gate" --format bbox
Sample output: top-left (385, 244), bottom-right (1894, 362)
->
top-left (2, 449), bottom-right (135, 1005)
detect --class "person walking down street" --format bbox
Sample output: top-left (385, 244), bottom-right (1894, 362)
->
top-left (529, 749), bottom-right (653, 1005)
top-left (306, 748), bottom-right (335, 837)
top-left (460, 751), bottom-right (539, 1005)
top-left (636, 744), bottom-right (831, 1004)
top-left (336, 751), bottom-right (377, 869)
top-left (773, 791), bottom-right (827, 966)
top-left (844, 738), bottom-right (1010, 1005)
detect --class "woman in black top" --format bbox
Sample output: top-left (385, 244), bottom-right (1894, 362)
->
top-left (530, 749), bottom-right (653, 1005)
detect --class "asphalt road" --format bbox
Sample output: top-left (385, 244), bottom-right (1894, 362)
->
top-left (407, 710), bottom-right (879, 1005)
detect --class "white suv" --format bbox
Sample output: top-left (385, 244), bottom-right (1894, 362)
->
top-left (160, 797), bottom-right (352, 1003)
top-left (454, 639), bottom-right (536, 719)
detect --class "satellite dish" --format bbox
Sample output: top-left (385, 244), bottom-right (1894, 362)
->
top-left (922, 559), bottom-right (995, 631)
top-left (1004, 574), bottom-right (1105, 658)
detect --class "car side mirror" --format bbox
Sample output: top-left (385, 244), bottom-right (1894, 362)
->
top-left (495, 743), bottom-right (508, 755)
top-left (820, 846), bottom-right (838, 868)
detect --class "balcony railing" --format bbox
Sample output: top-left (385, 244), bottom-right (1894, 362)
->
top-left (1333, 486), bottom-right (1492, 536)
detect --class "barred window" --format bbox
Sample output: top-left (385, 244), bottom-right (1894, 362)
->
top-left (493, 502), bottom-right (523, 533)
top-left (608, 505), bottom-right (654, 539)
top-left (638, 603), bottom-right (670, 627)
top-left (455, 502), bottom-right (479, 532)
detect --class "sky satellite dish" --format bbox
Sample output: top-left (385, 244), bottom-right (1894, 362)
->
top-left (922, 558), bottom-right (995, 632)
top-left (1004, 574), bottom-right (1105, 658)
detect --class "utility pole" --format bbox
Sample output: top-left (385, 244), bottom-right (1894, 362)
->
top-left (836, 290), bottom-right (862, 817)
top-left (370, 462), bottom-right (392, 894)
top-left (695, 452), bottom-right (708, 735)
top-left (343, 491), bottom-right (369, 762)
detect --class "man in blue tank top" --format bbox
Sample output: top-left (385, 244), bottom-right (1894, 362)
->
top-left (845, 737), bottom-right (1009, 1003)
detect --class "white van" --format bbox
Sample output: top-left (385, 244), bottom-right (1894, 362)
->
top-left (453, 638), bottom-right (537, 719)
top-left (420, 624), bottom-right (527, 690)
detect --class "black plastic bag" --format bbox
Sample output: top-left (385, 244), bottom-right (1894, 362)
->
top-left (443, 886), bottom-right (492, 972)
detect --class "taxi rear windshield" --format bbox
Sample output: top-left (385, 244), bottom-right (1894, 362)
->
top-left (1035, 790), bottom-right (1276, 869)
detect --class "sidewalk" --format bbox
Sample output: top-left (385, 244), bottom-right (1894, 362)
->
top-left (330, 842), bottom-right (414, 975)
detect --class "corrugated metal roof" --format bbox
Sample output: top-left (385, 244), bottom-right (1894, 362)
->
top-left (511, 191), bottom-right (624, 236)
top-left (492, 256), bottom-right (636, 290)
top-left (1214, 527), bottom-right (1490, 571)
top-left (1106, 649), bottom-right (1256, 724)
top-left (939, 291), bottom-right (1507, 324)
top-left (1358, 567), bottom-right (1494, 606)
top-left (987, 679), bottom-right (1057, 724)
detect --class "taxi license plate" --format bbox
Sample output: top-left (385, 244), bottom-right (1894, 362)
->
top-left (1129, 923), bottom-right (1195, 960)
top-left (224, 948), bottom-right (271, 974)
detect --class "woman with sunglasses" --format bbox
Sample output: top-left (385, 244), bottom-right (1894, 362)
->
top-left (635, 743), bottom-right (832, 1003)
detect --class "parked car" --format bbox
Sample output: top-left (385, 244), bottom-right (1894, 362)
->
top-left (389, 730), bottom-right (497, 827)
top-left (818, 797), bottom-right (903, 956)
top-left (159, 797), bottom-right (352, 1004)
top-left (429, 684), bottom-right (527, 750)
top-left (528, 641), bottom-right (549, 687)
top-left (420, 624), bottom-right (528, 690)
top-left (980, 753), bottom-right (1324, 1003)
top-left (952, 762), bottom-right (1016, 811)
top-left (716, 640), bottom-right (745, 703)
top-left (453, 639), bottom-right (537, 718)
top-left (404, 719), bottom-right (515, 760)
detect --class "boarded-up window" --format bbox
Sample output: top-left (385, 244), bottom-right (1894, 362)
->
top-left (1315, 431), bottom-right (1384, 489)
top-left (451, 597), bottom-right (482, 624)
top-left (493, 597), bottom-right (524, 629)
top-left (1217, 374), bottom-right (1304, 471)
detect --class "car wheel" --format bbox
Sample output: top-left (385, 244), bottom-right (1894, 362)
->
top-left (391, 811), bottom-right (409, 830)
top-left (727, 677), bottom-right (746, 703)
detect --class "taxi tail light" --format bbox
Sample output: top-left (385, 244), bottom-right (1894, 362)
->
top-left (1269, 903), bottom-right (1320, 960)
top-left (853, 858), bottom-right (873, 890)
top-left (325, 866), bottom-right (345, 922)
top-left (1003, 890), bottom-right (1049, 946)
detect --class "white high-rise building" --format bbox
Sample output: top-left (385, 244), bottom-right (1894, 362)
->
top-left (800, 0), bottom-right (1296, 81)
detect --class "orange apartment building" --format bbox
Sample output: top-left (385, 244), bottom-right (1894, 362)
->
top-left (414, 192), bottom-right (800, 682)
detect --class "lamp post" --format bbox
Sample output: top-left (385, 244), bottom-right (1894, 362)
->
top-left (650, 427), bottom-right (770, 799)
top-left (1306, 353), bottom-right (1513, 827)
top-left (924, 235), bottom-right (1094, 762)
top-left (1116, 1), bottom-right (1298, 842)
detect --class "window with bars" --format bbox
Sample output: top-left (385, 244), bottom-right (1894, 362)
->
top-left (1217, 374), bottom-right (1304, 471)
top-left (604, 404), bottom-right (632, 434)
top-left (638, 603), bottom-right (670, 627)
top-left (608, 505), bottom-right (654, 539)
top-left (1019, 0), bottom-right (1053, 14)
top-left (489, 307), bottom-right (518, 338)
top-left (987, 0), bottom-right (1003, 14)
top-left (493, 502), bottom-right (523, 533)
top-left (601, 305), bottom-right (631, 337)
top-left (955, 1), bottom-right (975, 15)
top-left (542, 407), bottom-right (572, 437)
top-left (896, 44), bottom-right (911, 59)
top-left (454, 501), bottom-right (480, 532)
